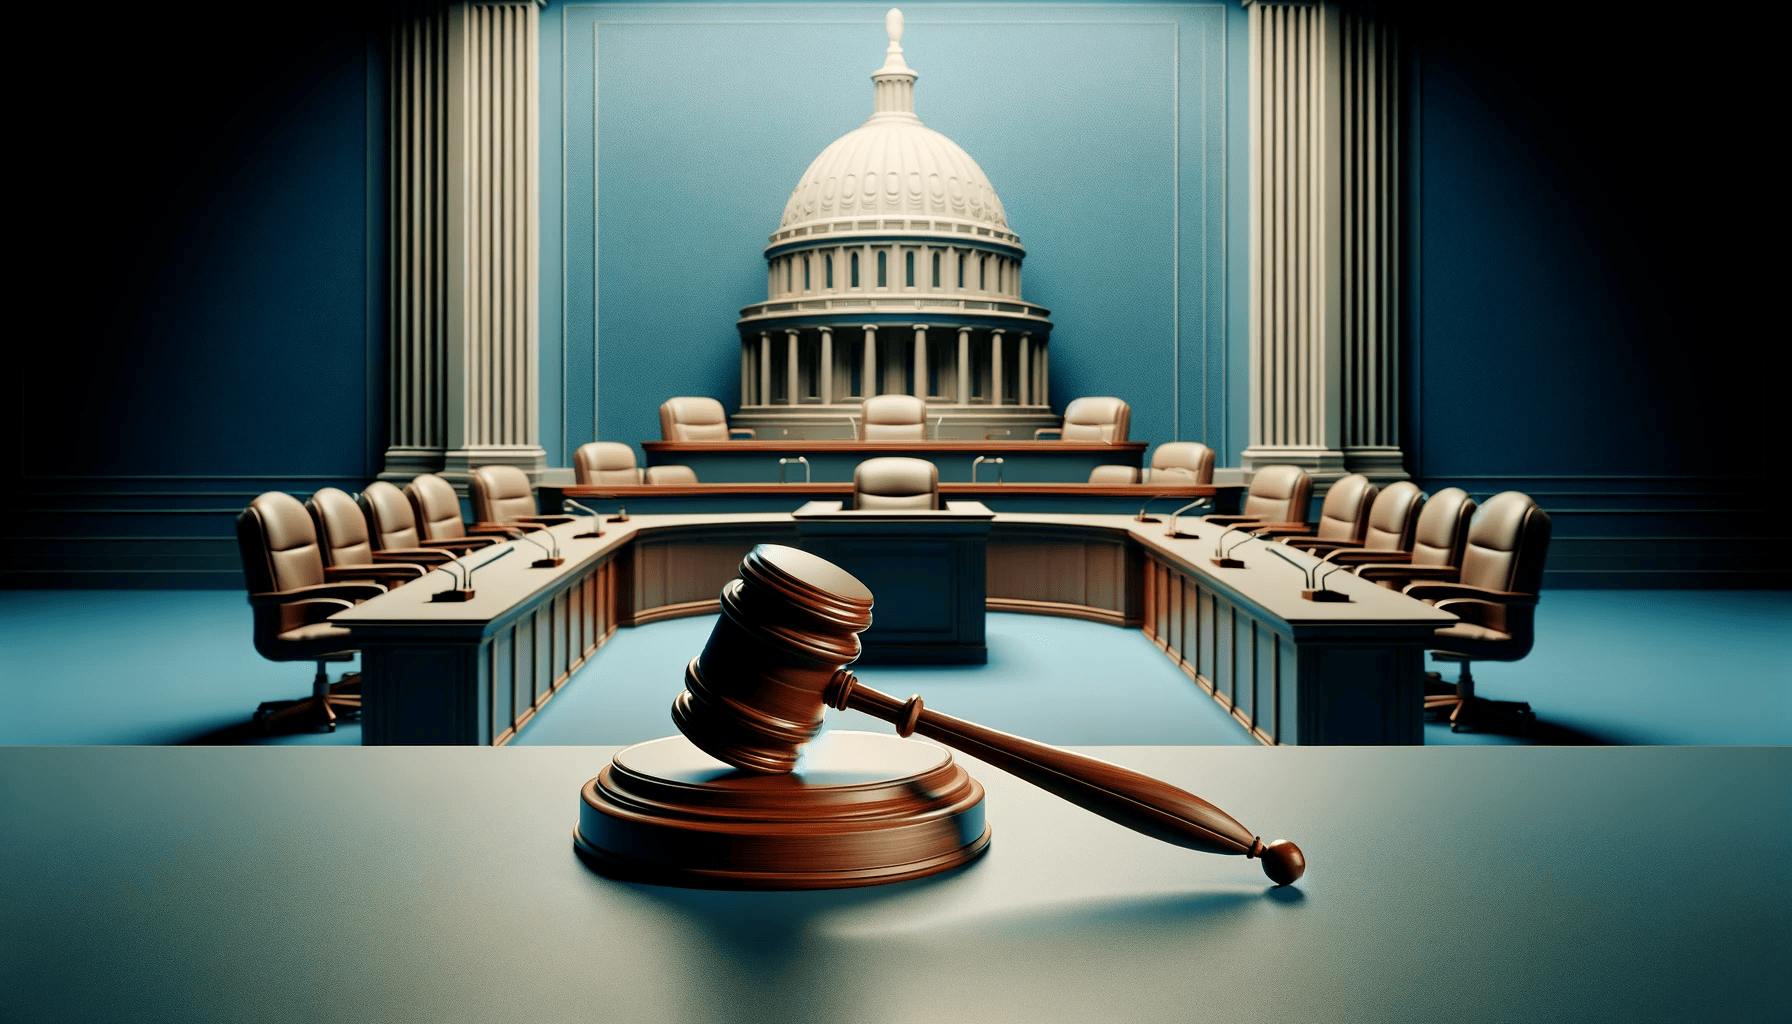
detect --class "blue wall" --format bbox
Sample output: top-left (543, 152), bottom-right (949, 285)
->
top-left (5, 6), bottom-right (381, 587)
top-left (541, 1), bottom-right (1249, 467)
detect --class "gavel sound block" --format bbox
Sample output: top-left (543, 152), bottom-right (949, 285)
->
top-left (575, 544), bottom-right (1304, 890)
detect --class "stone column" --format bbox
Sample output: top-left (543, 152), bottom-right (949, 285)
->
top-left (740, 341), bottom-right (751, 408)
top-left (862, 325), bottom-right (878, 397)
top-left (957, 327), bottom-right (971, 404)
top-left (913, 325), bottom-right (928, 398)
top-left (759, 331), bottom-right (771, 407)
top-left (819, 326), bottom-right (834, 404)
top-left (1017, 333), bottom-right (1031, 406)
top-left (1241, 0), bottom-right (1404, 482)
top-left (785, 329), bottom-right (800, 406)
top-left (384, 0), bottom-right (549, 482)
top-left (989, 329), bottom-right (1005, 407)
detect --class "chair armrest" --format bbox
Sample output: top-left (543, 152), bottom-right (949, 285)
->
top-left (468, 522), bottom-right (527, 539)
top-left (729, 428), bottom-right (757, 438)
top-left (283, 596), bottom-right (358, 626)
top-left (1033, 427), bottom-right (1063, 440)
top-left (374, 548), bottom-right (454, 566)
top-left (1251, 523), bottom-right (1313, 537)
top-left (249, 582), bottom-right (388, 606)
top-left (326, 564), bottom-right (427, 584)
top-left (1356, 562), bottom-right (1456, 581)
top-left (1321, 548), bottom-right (1411, 565)
top-left (419, 537), bottom-right (497, 551)
top-left (1403, 582), bottom-right (1539, 606)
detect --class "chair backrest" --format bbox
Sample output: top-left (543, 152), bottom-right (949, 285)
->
top-left (853, 457), bottom-right (939, 510)
top-left (1360, 480), bottom-right (1425, 551)
top-left (1410, 487), bottom-right (1476, 568)
top-left (859, 394), bottom-right (928, 440)
top-left (644, 464), bottom-right (699, 485)
top-left (237, 491), bottom-right (327, 595)
top-left (360, 480), bottom-right (424, 551)
top-left (1459, 492), bottom-right (1552, 595)
top-left (1088, 465), bottom-right (1140, 484)
top-left (306, 487), bottom-right (377, 568)
top-left (1060, 397), bottom-right (1131, 442)
top-left (1312, 474), bottom-right (1379, 543)
top-left (574, 442), bottom-right (643, 485)
top-left (406, 473), bottom-right (467, 541)
top-left (1241, 465), bottom-right (1312, 523)
top-left (659, 397), bottom-right (731, 441)
top-left (1149, 442), bottom-right (1214, 484)
top-left (469, 465), bottom-right (539, 524)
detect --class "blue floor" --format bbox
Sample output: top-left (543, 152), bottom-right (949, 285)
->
top-left (1, 590), bottom-right (1787, 747)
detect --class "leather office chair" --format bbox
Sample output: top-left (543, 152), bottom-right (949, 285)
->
top-left (858, 394), bottom-right (929, 441)
top-left (573, 442), bottom-right (644, 485)
top-left (644, 465), bottom-right (699, 485)
top-left (1289, 480), bottom-right (1424, 557)
top-left (659, 397), bottom-right (755, 441)
top-left (236, 491), bottom-right (389, 732)
top-left (1147, 442), bottom-right (1215, 485)
top-left (1404, 491), bottom-right (1553, 733)
top-left (359, 481), bottom-right (497, 558)
top-left (1260, 474), bottom-right (1378, 546)
top-left (1201, 465), bottom-right (1312, 532)
top-left (306, 487), bottom-right (438, 586)
top-left (406, 473), bottom-right (525, 544)
top-left (1036, 397), bottom-right (1131, 442)
top-left (1330, 487), bottom-right (1477, 590)
top-left (1088, 465), bottom-right (1141, 484)
top-left (468, 466), bottom-right (577, 532)
top-left (853, 457), bottom-right (940, 510)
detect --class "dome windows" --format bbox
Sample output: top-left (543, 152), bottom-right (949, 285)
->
top-left (851, 252), bottom-right (860, 288)
top-left (877, 251), bottom-right (887, 288)
top-left (905, 251), bottom-right (915, 288)
top-left (932, 252), bottom-right (941, 288)
top-left (826, 254), bottom-right (834, 289)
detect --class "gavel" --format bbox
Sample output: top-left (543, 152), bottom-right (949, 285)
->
top-left (672, 544), bottom-right (1305, 886)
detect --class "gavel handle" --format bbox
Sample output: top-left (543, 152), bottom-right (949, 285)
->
top-left (828, 672), bottom-right (1304, 884)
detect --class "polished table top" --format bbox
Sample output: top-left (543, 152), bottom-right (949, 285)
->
top-left (4, 744), bottom-right (1785, 1023)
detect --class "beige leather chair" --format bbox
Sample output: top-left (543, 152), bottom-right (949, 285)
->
top-left (406, 473), bottom-right (527, 544)
top-left (468, 465), bottom-right (577, 531)
top-left (1147, 442), bottom-right (1215, 484)
top-left (1260, 474), bottom-right (1378, 546)
top-left (852, 457), bottom-right (940, 510)
top-left (1405, 491), bottom-right (1553, 733)
top-left (236, 491), bottom-right (388, 732)
top-left (659, 397), bottom-right (755, 441)
top-left (358, 481), bottom-right (497, 558)
top-left (573, 442), bottom-right (644, 485)
top-left (1037, 397), bottom-right (1131, 442)
top-left (858, 394), bottom-right (928, 441)
top-left (1202, 465), bottom-right (1312, 531)
top-left (1332, 487), bottom-right (1477, 589)
top-left (305, 487), bottom-right (439, 585)
top-left (644, 465), bottom-right (699, 485)
top-left (1088, 465), bottom-right (1141, 484)
top-left (1290, 480), bottom-right (1424, 557)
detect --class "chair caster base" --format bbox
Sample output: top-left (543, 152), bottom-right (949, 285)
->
top-left (1430, 695), bottom-right (1534, 736)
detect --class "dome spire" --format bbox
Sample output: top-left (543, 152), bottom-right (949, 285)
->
top-left (870, 8), bottom-right (918, 119)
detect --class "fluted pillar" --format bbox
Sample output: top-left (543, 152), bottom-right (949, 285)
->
top-left (819, 327), bottom-right (834, 403)
top-left (786, 329), bottom-right (800, 406)
top-left (957, 327), bottom-right (971, 403)
top-left (1241, 1), bottom-right (1404, 483)
top-left (913, 325), bottom-right (928, 398)
top-left (862, 325), bottom-right (878, 397)
top-left (1017, 333), bottom-right (1031, 406)
top-left (989, 329), bottom-right (1004, 406)
top-left (384, 0), bottom-right (549, 481)
top-left (758, 331), bottom-right (771, 407)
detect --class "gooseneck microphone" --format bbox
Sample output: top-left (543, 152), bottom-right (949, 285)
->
top-left (564, 499), bottom-right (604, 538)
top-left (1163, 497), bottom-right (1211, 536)
top-left (514, 525), bottom-right (563, 568)
top-left (430, 545), bottom-right (512, 602)
top-left (1133, 494), bottom-right (1176, 523)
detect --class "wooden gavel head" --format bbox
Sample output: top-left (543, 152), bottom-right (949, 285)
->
top-left (672, 544), bottom-right (872, 774)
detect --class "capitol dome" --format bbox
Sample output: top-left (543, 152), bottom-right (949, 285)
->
top-left (732, 9), bottom-right (1057, 443)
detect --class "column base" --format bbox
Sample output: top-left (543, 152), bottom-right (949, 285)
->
top-left (439, 446), bottom-right (549, 492)
top-left (1342, 446), bottom-right (1410, 484)
top-left (1240, 446), bottom-right (1350, 487)
top-left (379, 446), bottom-right (446, 482)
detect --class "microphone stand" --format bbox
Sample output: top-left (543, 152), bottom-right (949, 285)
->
top-left (430, 546), bottom-right (513, 602)
top-left (514, 524), bottom-right (563, 568)
top-left (1133, 493), bottom-right (1175, 523)
top-left (1163, 497), bottom-right (1211, 537)
top-left (564, 499), bottom-right (604, 539)
top-left (1211, 524), bottom-right (1253, 567)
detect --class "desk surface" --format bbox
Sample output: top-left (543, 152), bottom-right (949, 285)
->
top-left (3, 744), bottom-right (1785, 1023)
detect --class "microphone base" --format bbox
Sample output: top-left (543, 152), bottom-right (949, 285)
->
top-left (430, 589), bottom-right (476, 602)
top-left (1211, 557), bottom-right (1246, 568)
top-left (1301, 589), bottom-right (1352, 603)
top-left (532, 558), bottom-right (566, 568)
top-left (1134, 515), bottom-right (1161, 523)
top-left (573, 531), bottom-right (602, 539)
top-left (607, 513), bottom-right (630, 522)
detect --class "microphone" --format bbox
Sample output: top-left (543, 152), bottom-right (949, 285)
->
top-left (514, 524), bottom-right (564, 568)
top-left (1210, 524), bottom-right (1252, 567)
top-left (430, 546), bottom-right (512, 601)
top-left (1134, 493), bottom-right (1175, 523)
top-left (1262, 543), bottom-right (1315, 588)
top-left (1163, 498), bottom-right (1211, 537)
top-left (564, 499), bottom-right (604, 539)
top-left (1262, 544), bottom-right (1353, 602)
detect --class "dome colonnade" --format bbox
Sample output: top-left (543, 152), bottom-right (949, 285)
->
top-left (732, 9), bottom-right (1056, 441)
